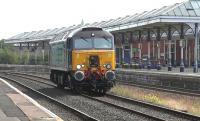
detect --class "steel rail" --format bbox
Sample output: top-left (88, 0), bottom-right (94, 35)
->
top-left (9, 72), bottom-right (200, 97)
top-left (80, 94), bottom-right (165, 121)
top-left (0, 75), bottom-right (99, 121)
top-left (4, 73), bottom-right (164, 121)
top-left (106, 93), bottom-right (200, 121)
top-left (5, 72), bottom-right (200, 120)
top-left (116, 80), bottom-right (200, 97)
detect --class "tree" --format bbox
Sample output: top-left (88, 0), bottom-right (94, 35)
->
top-left (0, 40), bottom-right (19, 64)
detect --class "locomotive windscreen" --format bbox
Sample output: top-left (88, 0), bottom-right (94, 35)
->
top-left (74, 37), bottom-right (113, 49)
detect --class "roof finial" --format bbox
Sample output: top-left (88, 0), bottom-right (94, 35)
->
top-left (81, 19), bottom-right (84, 25)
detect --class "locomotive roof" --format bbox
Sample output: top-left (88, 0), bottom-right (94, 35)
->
top-left (49, 27), bottom-right (112, 44)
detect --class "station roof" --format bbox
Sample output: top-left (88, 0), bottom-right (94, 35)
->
top-left (5, 0), bottom-right (200, 43)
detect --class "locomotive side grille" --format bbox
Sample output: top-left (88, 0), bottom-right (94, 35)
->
top-left (89, 55), bottom-right (99, 67)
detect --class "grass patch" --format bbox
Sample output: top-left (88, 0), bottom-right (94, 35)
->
top-left (111, 84), bottom-right (200, 116)
top-left (111, 85), bottom-right (133, 98)
top-left (144, 94), bottom-right (162, 104)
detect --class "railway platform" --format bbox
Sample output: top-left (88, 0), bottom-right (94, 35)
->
top-left (0, 78), bottom-right (62, 121)
top-left (116, 67), bottom-right (200, 92)
top-left (117, 67), bottom-right (200, 77)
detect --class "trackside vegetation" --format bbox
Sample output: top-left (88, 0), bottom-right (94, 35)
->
top-left (0, 39), bottom-right (19, 64)
top-left (0, 40), bottom-right (48, 65)
top-left (111, 84), bottom-right (200, 116)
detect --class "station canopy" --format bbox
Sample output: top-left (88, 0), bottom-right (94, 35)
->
top-left (5, 0), bottom-right (200, 44)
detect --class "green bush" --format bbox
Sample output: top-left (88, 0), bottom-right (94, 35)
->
top-left (0, 40), bottom-right (48, 65)
top-left (0, 41), bottom-right (19, 64)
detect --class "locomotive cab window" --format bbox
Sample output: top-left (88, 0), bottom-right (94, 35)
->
top-left (74, 38), bottom-right (93, 49)
top-left (73, 37), bottom-right (113, 50)
top-left (94, 38), bottom-right (112, 49)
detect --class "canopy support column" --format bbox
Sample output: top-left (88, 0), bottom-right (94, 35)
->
top-left (138, 30), bottom-right (142, 68)
top-left (157, 28), bottom-right (161, 70)
top-left (42, 41), bottom-right (45, 64)
top-left (121, 33), bottom-right (125, 65)
top-left (34, 42), bottom-right (37, 65)
top-left (174, 40), bottom-right (177, 67)
top-left (19, 43), bottom-right (22, 64)
top-left (27, 43), bottom-right (30, 65)
top-left (130, 32), bottom-right (133, 64)
top-left (185, 39), bottom-right (188, 67)
top-left (164, 39), bottom-right (166, 66)
top-left (130, 44), bottom-right (133, 64)
top-left (147, 29), bottom-right (151, 69)
top-left (194, 23), bottom-right (199, 73)
top-left (180, 24), bottom-right (185, 72)
top-left (168, 26), bottom-right (172, 71)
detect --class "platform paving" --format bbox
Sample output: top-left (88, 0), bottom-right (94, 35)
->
top-left (0, 78), bottom-right (63, 121)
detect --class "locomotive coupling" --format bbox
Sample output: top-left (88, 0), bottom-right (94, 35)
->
top-left (74, 71), bottom-right (85, 81)
top-left (105, 71), bottom-right (115, 81)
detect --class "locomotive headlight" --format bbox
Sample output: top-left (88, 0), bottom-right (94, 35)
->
top-left (91, 33), bottom-right (95, 37)
top-left (77, 65), bottom-right (82, 69)
top-left (81, 65), bottom-right (85, 67)
top-left (106, 64), bottom-right (111, 69)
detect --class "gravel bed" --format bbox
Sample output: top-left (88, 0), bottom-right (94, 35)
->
top-left (7, 74), bottom-right (54, 91)
top-left (9, 72), bottom-right (50, 80)
top-left (5, 74), bottom-right (156, 121)
top-left (11, 73), bottom-right (53, 85)
top-left (96, 95), bottom-right (190, 121)
top-left (28, 73), bottom-right (50, 79)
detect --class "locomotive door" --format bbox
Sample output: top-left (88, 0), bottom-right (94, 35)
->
top-left (67, 38), bottom-right (72, 69)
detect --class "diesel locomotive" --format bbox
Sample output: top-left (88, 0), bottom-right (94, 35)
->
top-left (49, 27), bottom-right (116, 94)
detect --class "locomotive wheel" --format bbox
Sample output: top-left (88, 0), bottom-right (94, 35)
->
top-left (57, 74), bottom-right (65, 89)
top-left (50, 72), bottom-right (53, 82)
top-left (101, 88), bottom-right (106, 95)
top-left (95, 88), bottom-right (106, 96)
top-left (68, 75), bottom-right (74, 91)
top-left (54, 73), bottom-right (57, 83)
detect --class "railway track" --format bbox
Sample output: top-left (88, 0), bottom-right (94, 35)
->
top-left (3, 72), bottom-right (164, 121)
top-left (80, 94), bottom-right (200, 121)
top-left (115, 73), bottom-right (200, 96)
top-left (116, 79), bottom-right (200, 97)
top-left (9, 71), bottom-right (200, 97)
top-left (3, 69), bottom-right (200, 97)
top-left (104, 94), bottom-right (200, 120)
top-left (2, 72), bottom-right (200, 121)
top-left (0, 74), bottom-right (99, 121)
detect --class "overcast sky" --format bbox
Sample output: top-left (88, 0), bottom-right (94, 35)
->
top-left (0, 0), bottom-right (185, 39)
